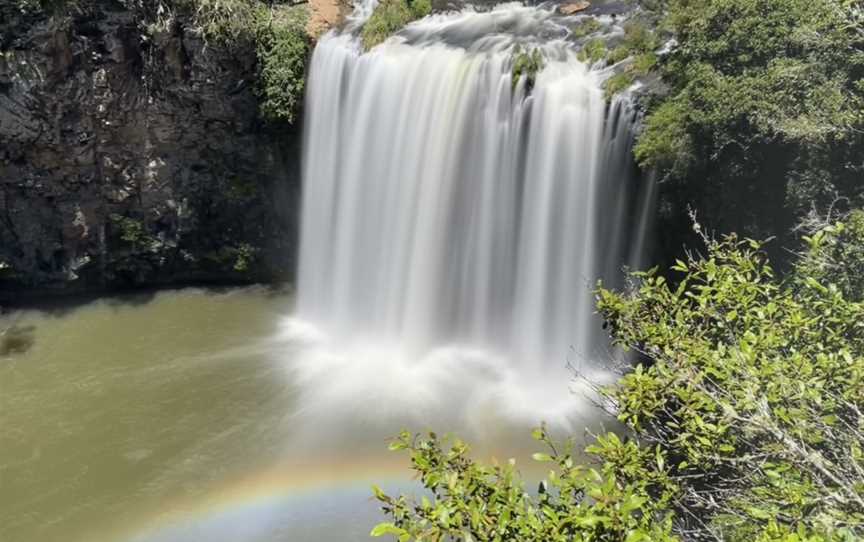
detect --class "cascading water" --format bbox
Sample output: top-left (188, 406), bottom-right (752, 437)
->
top-left (285, 4), bottom-right (654, 435)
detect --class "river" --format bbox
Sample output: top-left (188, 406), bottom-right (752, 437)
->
top-left (1, 288), bottom-right (381, 542)
top-left (1, 287), bottom-right (608, 542)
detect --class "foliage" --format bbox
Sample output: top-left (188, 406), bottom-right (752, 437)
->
top-left (596, 219), bottom-right (864, 539)
top-left (232, 242), bottom-right (257, 272)
top-left (603, 72), bottom-right (636, 99)
top-left (798, 209), bottom-right (864, 302)
top-left (203, 243), bottom-right (258, 272)
top-left (511, 46), bottom-right (544, 93)
top-left (373, 216), bottom-right (864, 541)
top-left (7, 0), bottom-right (93, 24)
top-left (174, 0), bottom-right (262, 43)
top-left (572, 17), bottom-right (602, 38)
top-left (577, 38), bottom-right (607, 64)
top-left (160, 1), bottom-right (314, 124)
top-left (156, 0), bottom-right (310, 124)
top-left (254, 5), bottom-right (310, 124)
top-left (572, 18), bottom-right (659, 99)
top-left (602, 52), bottom-right (656, 99)
top-left (360, 0), bottom-right (431, 51)
top-left (110, 214), bottom-right (158, 251)
top-left (19, 0), bottom-right (263, 41)
top-left (618, 20), bottom-right (658, 58)
top-left (634, 0), bottom-right (864, 234)
top-left (371, 428), bottom-right (678, 542)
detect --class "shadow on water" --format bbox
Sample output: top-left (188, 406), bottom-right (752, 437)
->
top-left (0, 324), bottom-right (36, 356)
top-left (0, 283), bottom-right (292, 319)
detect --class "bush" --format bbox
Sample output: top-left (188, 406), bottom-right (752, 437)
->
top-left (371, 429), bottom-right (677, 542)
top-left (109, 213), bottom-right (159, 252)
top-left (155, 1), bottom-right (311, 124)
top-left (596, 219), bottom-right (864, 539)
top-left (372, 215), bottom-right (864, 541)
top-left (511, 46), bottom-right (544, 92)
top-left (577, 38), bottom-right (607, 64)
top-left (360, 0), bottom-right (431, 51)
top-left (179, 0), bottom-right (261, 42)
top-left (797, 209), bottom-right (864, 305)
top-left (572, 17), bottom-right (601, 38)
top-left (571, 18), bottom-right (659, 99)
top-left (255, 5), bottom-right (310, 124)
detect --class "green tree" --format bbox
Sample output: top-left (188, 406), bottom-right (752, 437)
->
top-left (634, 0), bottom-right (864, 256)
top-left (373, 214), bottom-right (864, 541)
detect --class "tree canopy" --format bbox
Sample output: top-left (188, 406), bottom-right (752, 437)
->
top-left (634, 0), bottom-right (864, 254)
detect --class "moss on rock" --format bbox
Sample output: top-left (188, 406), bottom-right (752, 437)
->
top-left (360, 0), bottom-right (431, 51)
top-left (511, 45), bottom-right (544, 92)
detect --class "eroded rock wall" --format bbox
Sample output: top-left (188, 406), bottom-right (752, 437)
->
top-left (0, 4), bottom-right (300, 301)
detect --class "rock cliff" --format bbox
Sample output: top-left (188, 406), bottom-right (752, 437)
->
top-left (0, 4), bottom-right (301, 301)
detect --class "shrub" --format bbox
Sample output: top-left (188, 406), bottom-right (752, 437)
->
top-left (360, 0), bottom-right (431, 51)
top-left (572, 17), bottom-right (602, 38)
top-left (372, 215), bottom-right (864, 541)
top-left (797, 209), bottom-right (864, 304)
top-left (596, 219), bottom-right (864, 539)
top-left (371, 428), bottom-right (678, 542)
top-left (109, 214), bottom-right (158, 252)
top-left (181, 0), bottom-right (261, 42)
top-left (577, 38), bottom-right (607, 64)
top-left (203, 243), bottom-right (258, 272)
top-left (602, 52), bottom-right (656, 98)
top-left (603, 72), bottom-right (635, 99)
top-left (511, 46), bottom-right (544, 92)
top-left (255, 5), bottom-right (310, 124)
top-left (232, 242), bottom-right (256, 272)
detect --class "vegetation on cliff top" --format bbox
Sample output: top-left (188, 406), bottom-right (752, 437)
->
top-left (360, 0), bottom-right (432, 51)
top-left (254, 4), bottom-right (310, 124)
top-left (157, 0), bottom-right (311, 124)
top-left (569, 15), bottom-right (660, 100)
top-left (511, 45), bottom-right (544, 92)
top-left (372, 212), bottom-right (864, 541)
top-left (634, 0), bottom-right (864, 244)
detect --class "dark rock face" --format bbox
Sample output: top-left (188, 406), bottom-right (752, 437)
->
top-left (0, 5), bottom-right (300, 302)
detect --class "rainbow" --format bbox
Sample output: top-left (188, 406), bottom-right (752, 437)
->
top-left (119, 457), bottom-right (413, 542)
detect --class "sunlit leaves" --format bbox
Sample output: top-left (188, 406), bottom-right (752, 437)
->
top-left (597, 221), bottom-right (864, 539)
top-left (371, 426), bottom-right (678, 542)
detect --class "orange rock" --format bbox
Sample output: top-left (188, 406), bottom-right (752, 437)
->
top-left (559, 1), bottom-right (590, 15)
top-left (307, 0), bottom-right (353, 39)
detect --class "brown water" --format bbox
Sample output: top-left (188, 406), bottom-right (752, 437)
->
top-left (0, 288), bottom-right (300, 541)
top-left (0, 287), bottom-right (604, 542)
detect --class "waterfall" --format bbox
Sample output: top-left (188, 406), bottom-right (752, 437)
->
top-left (289, 6), bottom-right (651, 429)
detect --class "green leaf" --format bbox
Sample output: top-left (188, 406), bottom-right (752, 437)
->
top-left (370, 522), bottom-right (406, 537)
